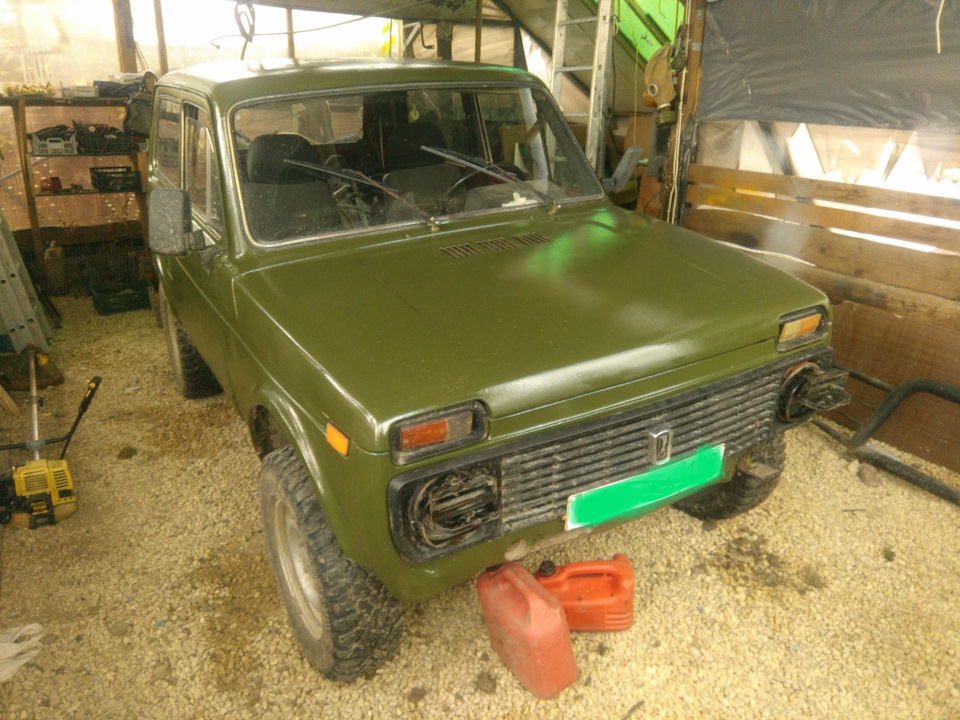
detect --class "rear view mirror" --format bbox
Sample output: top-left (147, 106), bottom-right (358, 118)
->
top-left (148, 188), bottom-right (204, 255)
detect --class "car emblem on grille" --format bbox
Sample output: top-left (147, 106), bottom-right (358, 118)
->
top-left (649, 429), bottom-right (673, 465)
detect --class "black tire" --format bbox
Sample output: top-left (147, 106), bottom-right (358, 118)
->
top-left (158, 286), bottom-right (221, 399)
top-left (259, 446), bottom-right (404, 681)
top-left (673, 434), bottom-right (787, 520)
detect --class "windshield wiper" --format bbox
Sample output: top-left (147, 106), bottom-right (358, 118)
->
top-left (283, 159), bottom-right (439, 231)
top-left (419, 145), bottom-right (559, 214)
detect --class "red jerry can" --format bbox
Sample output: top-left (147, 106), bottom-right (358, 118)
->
top-left (476, 562), bottom-right (579, 699)
top-left (535, 553), bottom-right (635, 632)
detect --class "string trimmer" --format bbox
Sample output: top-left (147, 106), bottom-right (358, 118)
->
top-left (0, 350), bottom-right (100, 528)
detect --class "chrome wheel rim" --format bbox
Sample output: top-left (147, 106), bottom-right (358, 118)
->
top-left (270, 497), bottom-right (325, 640)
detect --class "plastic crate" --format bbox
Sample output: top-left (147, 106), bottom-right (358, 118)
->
top-left (29, 133), bottom-right (78, 155)
top-left (89, 279), bottom-right (152, 315)
top-left (90, 166), bottom-right (141, 193)
top-left (73, 123), bottom-right (130, 154)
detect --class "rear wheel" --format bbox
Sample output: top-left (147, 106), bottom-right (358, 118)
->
top-left (673, 434), bottom-right (787, 520)
top-left (259, 446), bottom-right (404, 680)
top-left (158, 286), bottom-right (221, 399)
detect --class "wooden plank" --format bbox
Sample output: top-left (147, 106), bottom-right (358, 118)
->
top-left (10, 98), bottom-right (45, 279)
top-left (683, 208), bottom-right (960, 301)
top-left (685, 184), bottom-right (960, 254)
top-left (113, 0), bottom-right (138, 73)
top-left (688, 163), bottom-right (960, 225)
top-left (825, 302), bottom-right (960, 474)
top-left (706, 246), bottom-right (960, 331)
top-left (153, 0), bottom-right (169, 75)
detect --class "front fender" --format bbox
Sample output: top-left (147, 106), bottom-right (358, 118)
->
top-left (242, 380), bottom-right (382, 570)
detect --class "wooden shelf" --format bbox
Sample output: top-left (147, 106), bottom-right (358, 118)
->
top-left (36, 189), bottom-right (140, 197)
top-left (0, 96), bottom-right (127, 108)
top-left (7, 94), bottom-right (146, 285)
top-left (30, 152), bottom-right (138, 158)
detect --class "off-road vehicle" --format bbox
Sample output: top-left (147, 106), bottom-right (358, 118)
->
top-left (147, 59), bottom-right (848, 680)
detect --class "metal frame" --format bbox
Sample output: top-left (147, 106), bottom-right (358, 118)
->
top-left (814, 367), bottom-right (960, 507)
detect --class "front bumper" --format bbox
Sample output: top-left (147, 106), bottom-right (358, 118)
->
top-left (387, 347), bottom-right (843, 565)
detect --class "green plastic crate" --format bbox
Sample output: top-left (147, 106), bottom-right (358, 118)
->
top-left (89, 279), bottom-right (152, 315)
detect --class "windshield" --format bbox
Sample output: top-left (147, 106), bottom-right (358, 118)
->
top-left (232, 84), bottom-right (603, 244)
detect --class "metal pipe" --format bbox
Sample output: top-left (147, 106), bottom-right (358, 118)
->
top-left (850, 379), bottom-right (960, 448)
top-left (855, 445), bottom-right (960, 507)
top-left (813, 376), bottom-right (960, 508)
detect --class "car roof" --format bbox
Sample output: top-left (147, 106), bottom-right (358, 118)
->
top-left (156, 58), bottom-right (543, 108)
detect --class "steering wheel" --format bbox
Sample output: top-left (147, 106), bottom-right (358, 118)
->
top-left (445, 161), bottom-right (527, 200)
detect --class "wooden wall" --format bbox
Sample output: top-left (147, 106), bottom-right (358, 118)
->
top-left (680, 163), bottom-right (960, 473)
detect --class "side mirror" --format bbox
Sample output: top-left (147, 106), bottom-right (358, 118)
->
top-left (602, 145), bottom-right (645, 195)
top-left (148, 188), bottom-right (205, 255)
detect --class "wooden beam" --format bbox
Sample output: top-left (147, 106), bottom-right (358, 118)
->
top-left (436, 20), bottom-right (453, 60)
top-left (683, 208), bottom-right (960, 301)
top-left (10, 98), bottom-right (44, 278)
top-left (732, 251), bottom-right (960, 331)
top-left (685, 184), bottom-right (960, 253)
top-left (113, 0), bottom-right (138, 73)
top-left (688, 164), bottom-right (960, 224)
top-left (286, 8), bottom-right (296, 59)
top-left (153, 0), bottom-right (169, 75)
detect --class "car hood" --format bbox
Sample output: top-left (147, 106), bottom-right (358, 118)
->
top-left (235, 205), bottom-right (826, 446)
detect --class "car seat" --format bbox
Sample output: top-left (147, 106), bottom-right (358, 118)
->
top-left (381, 122), bottom-right (460, 220)
top-left (243, 133), bottom-right (341, 242)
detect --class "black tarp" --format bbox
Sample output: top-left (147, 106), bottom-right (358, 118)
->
top-left (698, 0), bottom-right (960, 132)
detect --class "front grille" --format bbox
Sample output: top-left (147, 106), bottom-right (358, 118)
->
top-left (498, 370), bottom-right (781, 532)
top-left (389, 350), bottom-right (833, 563)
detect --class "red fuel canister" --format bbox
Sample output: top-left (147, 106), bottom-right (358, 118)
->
top-left (535, 553), bottom-right (635, 632)
top-left (476, 562), bottom-right (579, 699)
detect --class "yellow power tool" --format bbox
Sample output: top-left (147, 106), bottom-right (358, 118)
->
top-left (0, 350), bottom-right (100, 528)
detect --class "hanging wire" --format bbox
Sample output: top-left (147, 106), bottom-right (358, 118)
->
top-left (234, 2), bottom-right (255, 60)
top-left (936, 0), bottom-right (945, 53)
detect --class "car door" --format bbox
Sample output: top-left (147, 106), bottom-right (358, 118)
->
top-left (154, 94), bottom-right (235, 393)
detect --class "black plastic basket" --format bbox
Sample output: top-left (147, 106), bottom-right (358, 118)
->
top-left (89, 280), bottom-right (152, 315)
top-left (73, 122), bottom-right (130, 154)
top-left (90, 166), bottom-right (141, 193)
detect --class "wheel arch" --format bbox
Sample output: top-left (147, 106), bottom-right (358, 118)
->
top-left (243, 384), bottom-right (366, 564)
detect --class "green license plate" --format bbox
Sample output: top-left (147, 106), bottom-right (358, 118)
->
top-left (565, 444), bottom-right (725, 531)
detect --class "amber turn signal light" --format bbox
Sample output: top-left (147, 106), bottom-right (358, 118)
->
top-left (777, 308), bottom-right (827, 350)
top-left (326, 423), bottom-right (350, 456)
top-left (390, 402), bottom-right (487, 464)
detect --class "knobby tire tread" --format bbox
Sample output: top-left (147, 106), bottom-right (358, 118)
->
top-left (261, 446), bottom-right (403, 681)
top-left (674, 434), bottom-right (787, 520)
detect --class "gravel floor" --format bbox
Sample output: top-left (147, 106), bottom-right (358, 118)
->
top-left (1, 297), bottom-right (959, 720)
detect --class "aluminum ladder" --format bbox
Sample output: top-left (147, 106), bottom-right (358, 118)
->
top-left (0, 206), bottom-right (51, 353)
top-left (550, 0), bottom-right (617, 174)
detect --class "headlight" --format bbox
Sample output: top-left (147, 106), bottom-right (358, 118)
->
top-left (389, 401), bottom-right (487, 464)
top-left (777, 307), bottom-right (828, 351)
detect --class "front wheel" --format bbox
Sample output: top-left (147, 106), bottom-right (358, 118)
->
top-left (259, 446), bottom-right (404, 681)
top-left (673, 434), bottom-right (787, 520)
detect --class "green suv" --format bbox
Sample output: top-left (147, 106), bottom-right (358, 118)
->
top-left (147, 59), bottom-right (848, 680)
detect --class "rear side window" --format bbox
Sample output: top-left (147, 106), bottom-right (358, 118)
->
top-left (155, 96), bottom-right (181, 184)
